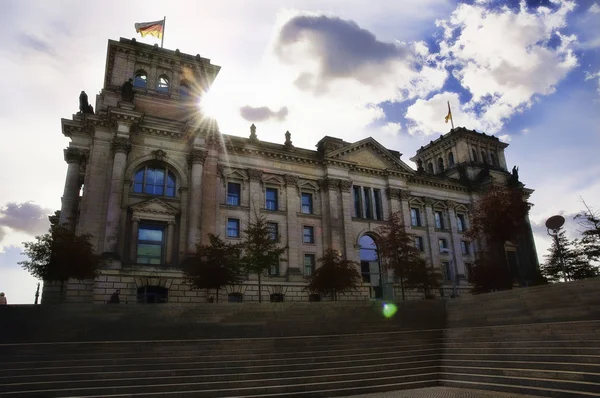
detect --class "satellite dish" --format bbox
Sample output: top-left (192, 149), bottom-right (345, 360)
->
top-left (545, 215), bottom-right (565, 231)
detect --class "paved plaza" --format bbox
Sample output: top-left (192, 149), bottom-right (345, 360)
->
top-left (345, 386), bottom-right (540, 398)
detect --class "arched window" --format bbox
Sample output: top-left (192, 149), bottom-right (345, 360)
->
top-left (427, 162), bottom-right (434, 173)
top-left (438, 157), bottom-right (444, 172)
top-left (133, 165), bottom-right (176, 197)
top-left (472, 148), bottom-right (478, 162)
top-left (448, 152), bottom-right (455, 166)
top-left (360, 235), bottom-right (382, 299)
top-left (490, 153), bottom-right (497, 167)
top-left (481, 151), bottom-right (487, 164)
top-left (157, 74), bottom-right (170, 94)
top-left (133, 70), bottom-right (147, 88)
top-left (179, 81), bottom-right (190, 98)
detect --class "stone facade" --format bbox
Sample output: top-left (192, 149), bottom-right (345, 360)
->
top-left (47, 38), bottom-right (539, 304)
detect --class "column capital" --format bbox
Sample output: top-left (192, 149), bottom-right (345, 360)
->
top-left (131, 216), bottom-right (141, 222)
top-left (385, 187), bottom-right (409, 200)
top-left (339, 180), bottom-right (352, 193)
top-left (284, 174), bottom-right (299, 186)
top-left (111, 137), bottom-right (132, 154)
top-left (64, 147), bottom-right (87, 164)
top-left (188, 149), bottom-right (208, 165)
top-left (247, 168), bottom-right (264, 181)
top-left (423, 197), bottom-right (436, 207)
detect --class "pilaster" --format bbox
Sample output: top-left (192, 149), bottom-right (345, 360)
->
top-left (284, 174), bottom-right (300, 276)
top-left (200, 136), bottom-right (220, 246)
top-left (424, 198), bottom-right (441, 270)
top-left (187, 149), bottom-right (207, 252)
top-left (60, 147), bottom-right (87, 228)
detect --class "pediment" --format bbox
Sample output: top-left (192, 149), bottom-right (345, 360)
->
top-left (326, 138), bottom-right (414, 173)
top-left (130, 198), bottom-right (178, 216)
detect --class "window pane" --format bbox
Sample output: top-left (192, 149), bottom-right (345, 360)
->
top-left (139, 227), bottom-right (163, 242)
top-left (363, 187), bottom-right (372, 219)
top-left (166, 187), bottom-right (175, 197)
top-left (303, 226), bottom-right (314, 243)
top-left (154, 185), bottom-right (164, 196)
top-left (134, 182), bottom-right (143, 193)
top-left (145, 168), bottom-right (155, 185)
top-left (227, 219), bottom-right (239, 237)
top-left (137, 243), bottom-right (162, 257)
top-left (353, 186), bottom-right (361, 218)
top-left (266, 188), bottom-right (278, 210)
top-left (267, 223), bottom-right (278, 241)
top-left (154, 169), bottom-right (165, 185)
top-left (134, 170), bottom-right (144, 183)
top-left (144, 184), bottom-right (155, 195)
top-left (301, 193), bottom-right (313, 214)
top-left (134, 72), bottom-right (147, 88)
top-left (167, 172), bottom-right (176, 187)
top-left (227, 183), bottom-right (241, 206)
top-left (374, 189), bottom-right (382, 220)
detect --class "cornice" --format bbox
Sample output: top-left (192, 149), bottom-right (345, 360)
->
top-left (139, 125), bottom-right (185, 139)
top-left (408, 175), bottom-right (470, 193)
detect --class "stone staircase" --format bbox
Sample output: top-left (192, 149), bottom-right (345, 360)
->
top-left (0, 278), bottom-right (599, 397)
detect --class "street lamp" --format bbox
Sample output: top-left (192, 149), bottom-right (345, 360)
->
top-left (440, 248), bottom-right (459, 298)
top-left (545, 215), bottom-right (568, 282)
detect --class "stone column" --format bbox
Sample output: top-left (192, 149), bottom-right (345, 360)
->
top-left (424, 198), bottom-right (441, 269)
top-left (320, 178), bottom-right (343, 253)
top-left (386, 187), bottom-right (402, 215)
top-left (447, 201), bottom-right (465, 282)
top-left (60, 147), bottom-right (85, 228)
top-left (284, 174), bottom-right (300, 278)
top-left (187, 149), bottom-right (207, 253)
top-left (167, 220), bottom-right (176, 265)
top-left (103, 137), bottom-right (131, 259)
top-left (339, 180), bottom-right (355, 260)
top-left (200, 138), bottom-right (220, 246)
top-left (130, 217), bottom-right (140, 262)
top-left (247, 168), bottom-right (264, 215)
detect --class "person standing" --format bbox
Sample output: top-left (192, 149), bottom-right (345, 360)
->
top-left (0, 292), bottom-right (7, 305)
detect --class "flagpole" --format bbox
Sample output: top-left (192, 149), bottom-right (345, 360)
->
top-left (447, 101), bottom-right (454, 130)
top-left (161, 16), bottom-right (166, 48)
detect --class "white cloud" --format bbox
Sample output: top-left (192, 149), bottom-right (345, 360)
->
top-left (498, 134), bottom-right (512, 143)
top-left (424, 0), bottom-right (579, 135)
top-left (590, 3), bottom-right (600, 14)
top-left (585, 70), bottom-right (600, 94)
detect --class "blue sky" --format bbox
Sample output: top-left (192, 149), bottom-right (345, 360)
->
top-left (0, 0), bottom-right (599, 303)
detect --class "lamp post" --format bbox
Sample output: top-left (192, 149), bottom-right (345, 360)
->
top-left (545, 215), bottom-right (568, 282)
top-left (440, 248), bottom-right (459, 298)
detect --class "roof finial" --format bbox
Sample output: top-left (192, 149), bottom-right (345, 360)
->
top-left (249, 124), bottom-right (257, 142)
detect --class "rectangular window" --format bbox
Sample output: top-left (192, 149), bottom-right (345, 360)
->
top-left (227, 218), bottom-right (240, 238)
top-left (439, 238), bottom-right (448, 253)
top-left (301, 192), bottom-right (313, 214)
top-left (304, 254), bottom-right (315, 276)
top-left (227, 182), bottom-right (241, 206)
top-left (411, 208), bottom-right (421, 226)
top-left (465, 263), bottom-right (474, 280)
top-left (457, 214), bottom-right (466, 232)
top-left (266, 188), bottom-right (278, 211)
top-left (374, 189), bottom-right (383, 220)
top-left (267, 222), bottom-right (278, 241)
top-left (303, 226), bottom-right (315, 244)
top-left (137, 224), bottom-right (165, 264)
top-left (461, 240), bottom-right (470, 255)
top-left (442, 261), bottom-right (452, 281)
top-left (415, 236), bottom-right (424, 252)
top-left (270, 263), bottom-right (279, 276)
top-left (363, 187), bottom-right (372, 219)
top-left (434, 211), bottom-right (444, 229)
top-left (353, 186), bottom-right (362, 218)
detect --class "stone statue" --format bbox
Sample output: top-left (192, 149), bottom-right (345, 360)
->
top-left (249, 124), bottom-right (258, 142)
top-left (512, 166), bottom-right (519, 180)
top-left (284, 130), bottom-right (293, 148)
top-left (508, 165), bottom-right (521, 187)
top-left (79, 91), bottom-right (94, 114)
top-left (416, 159), bottom-right (424, 172)
top-left (121, 78), bottom-right (135, 102)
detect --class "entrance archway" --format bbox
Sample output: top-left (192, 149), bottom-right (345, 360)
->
top-left (137, 286), bottom-right (169, 303)
top-left (359, 235), bottom-right (383, 299)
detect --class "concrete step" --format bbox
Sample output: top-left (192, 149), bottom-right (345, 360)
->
top-left (442, 358), bottom-right (600, 374)
top-left (0, 369), bottom-right (439, 397)
top-left (440, 371), bottom-right (600, 396)
top-left (441, 379), bottom-right (600, 398)
top-left (441, 365), bottom-right (600, 383)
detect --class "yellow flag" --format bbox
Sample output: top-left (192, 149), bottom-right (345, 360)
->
top-left (444, 103), bottom-right (452, 123)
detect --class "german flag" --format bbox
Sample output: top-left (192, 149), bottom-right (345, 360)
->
top-left (134, 20), bottom-right (164, 39)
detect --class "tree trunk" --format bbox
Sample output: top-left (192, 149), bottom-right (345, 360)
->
top-left (399, 271), bottom-right (405, 301)
top-left (258, 273), bottom-right (262, 303)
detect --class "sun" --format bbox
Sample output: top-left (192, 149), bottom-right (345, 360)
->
top-left (197, 89), bottom-right (223, 120)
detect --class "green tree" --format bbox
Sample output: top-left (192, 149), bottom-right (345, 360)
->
top-left (574, 200), bottom-right (600, 265)
top-left (376, 212), bottom-right (439, 300)
top-left (19, 220), bottom-right (101, 302)
top-left (542, 229), bottom-right (598, 283)
top-left (240, 214), bottom-right (287, 303)
top-left (182, 233), bottom-right (244, 302)
top-left (466, 184), bottom-right (530, 293)
top-left (305, 248), bottom-right (361, 301)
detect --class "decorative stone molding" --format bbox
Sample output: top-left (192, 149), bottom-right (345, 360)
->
top-left (131, 216), bottom-right (141, 222)
top-left (205, 133), bottom-right (222, 150)
top-left (247, 168), bottom-right (264, 181)
top-left (424, 197), bottom-right (436, 206)
top-left (339, 180), bottom-right (353, 193)
top-left (217, 164), bottom-right (226, 179)
top-left (151, 149), bottom-right (167, 161)
top-left (318, 177), bottom-right (338, 191)
top-left (111, 137), bottom-right (132, 154)
top-left (188, 149), bottom-right (207, 165)
top-left (284, 174), bottom-right (299, 185)
top-left (249, 124), bottom-right (258, 142)
top-left (385, 187), bottom-right (401, 200)
top-left (64, 147), bottom-right (85, 164)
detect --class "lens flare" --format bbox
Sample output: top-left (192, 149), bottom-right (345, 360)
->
top-left (382, 303), bottom-right (398, 318)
